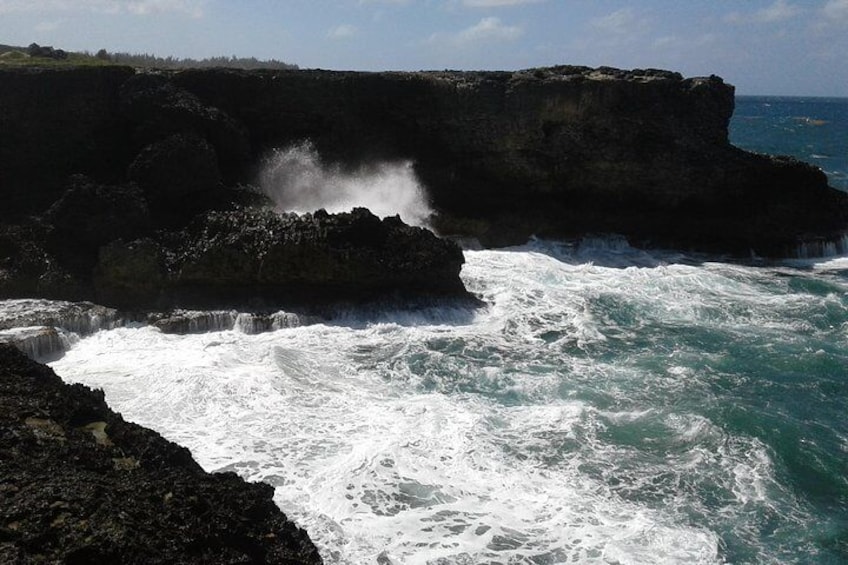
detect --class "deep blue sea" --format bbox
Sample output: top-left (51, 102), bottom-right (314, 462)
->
top-left (731, 96), bottom-right (848, 191)
top-left (28, 96), bottom-right (848, 564)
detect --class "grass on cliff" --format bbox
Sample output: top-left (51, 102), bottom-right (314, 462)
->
top-left (0, 44), bottom-right (297, 70)
top-left (0, 50), bottom-right (113, 68)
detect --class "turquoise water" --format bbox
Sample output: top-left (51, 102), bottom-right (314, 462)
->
top-left (49, 245), bottom-right (848, 564)
top-left (39, 97), bottom-right (848, 564)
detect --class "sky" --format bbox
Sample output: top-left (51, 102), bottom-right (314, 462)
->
top-left (0, 0), bottom-right (846, 96)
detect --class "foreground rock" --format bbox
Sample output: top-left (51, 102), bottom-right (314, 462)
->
top-left (0, 344), bottom-right (323, 564)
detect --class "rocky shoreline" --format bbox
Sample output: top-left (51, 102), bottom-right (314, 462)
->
top-left (2, 66), bottom-right (847, 313)
top-left (2, 63), bottom-right (848, 562)
top-left (0, 343), bottom-right (323, 564)
top-left (4, 65), bottom-right (846, 267)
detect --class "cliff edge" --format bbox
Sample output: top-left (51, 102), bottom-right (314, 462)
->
top-left (2, 65), bottom-right (847, 284)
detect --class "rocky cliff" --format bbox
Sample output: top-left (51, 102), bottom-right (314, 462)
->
top-left (168, 65), bottom-right (848, 253)
top-left (0, 66), bottom-right (472, 308)
top-left (0, 344), bottom-right (323, 564)
top-left (2, 65), bottom-right (847, 283)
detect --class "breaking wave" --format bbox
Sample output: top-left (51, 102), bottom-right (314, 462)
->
top-left (259, 142), bottom-right (433, 227)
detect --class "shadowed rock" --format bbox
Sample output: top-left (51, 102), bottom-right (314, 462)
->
top-left (45, 175), bottom-right (151, 274)
top-left (1, 64), bottom-right (846, 309)
top-left (94, 207), bottom-right (468, 309)
top-left (0, 344), bottom-right (323, 564)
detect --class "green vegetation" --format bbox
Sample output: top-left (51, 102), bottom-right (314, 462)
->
top-left (0, 43), bottom-right (297, 70)
top-left (95, 49), bottom-right (298, 70)
top-left (0, 49), bottom-right (112, 68)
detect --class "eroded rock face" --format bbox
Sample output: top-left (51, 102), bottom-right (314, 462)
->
top-left (0, 344), bottom-right (323, 564)
top-left (170, 66), bottom-right (848, 253)
top-left (1, 64), bottom-right (846, 307)
top-left (94, 207), bottom-right (468, 309)
top-left (0, 66), bottom-right (136, 221)
top-left (44, 175), bottom-right (152, 274)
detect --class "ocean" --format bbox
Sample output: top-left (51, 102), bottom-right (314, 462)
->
top-left (40, 97), bottom-right (848, 564)
top-left (731, 96), bottom-right (848, 191)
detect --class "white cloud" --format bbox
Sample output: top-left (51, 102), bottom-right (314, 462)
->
top-left (821, 0), bottom-right (848, 23)
top-left (590, 8), bottom-right (651, 37)
top-left (652, 33), bottom-right (717, 51)
top-left (327, 24), bottom-right (358, 39)
top-left (461, 16), bottom-right (523, 42)
top-left (0, 0), bottom-right (204, 17)
top-left (725, 0), bottom-right (802, 24)
top-left (463, 0), bottom-right (545, 7)
top-left (127, 0), bottom-right (202, 17)
top-left (429, 16), bottom-right (523, 46)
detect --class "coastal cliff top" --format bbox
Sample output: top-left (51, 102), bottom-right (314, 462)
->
top-left (0, 61), bottom-right (725, 88)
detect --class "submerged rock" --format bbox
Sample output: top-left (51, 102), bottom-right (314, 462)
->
top-left (0, 344), bottom-right (323, 563)
top-left (149, 309), bottom-right (315, 335)
top-left (0, 326), bottom-right (68, 361)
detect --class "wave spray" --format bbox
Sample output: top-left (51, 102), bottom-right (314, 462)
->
top-left (259, 142), bottom-right (432, 227)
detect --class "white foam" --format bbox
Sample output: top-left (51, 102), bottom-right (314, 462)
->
top-left (0, 298), bottom-right (121, 335)
top-left (47, 246), bottom-right (837, 563)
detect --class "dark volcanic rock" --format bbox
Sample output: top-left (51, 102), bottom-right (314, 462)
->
top-left (94, 207), bottom-right (468, 309)
top-left (119, 72), bottom-right (251, 182)
top-left (171, 66), bottom-right (848, 254)
top-left (2, 63), bottom-right (847, 298)
top-left (0, 66), bottom-right (135, 221)
top-left (93, 238), bottom-right (166, 308)
top-left (44, 175), bottom-right (151, 274)
top-left (0, 343), bottom-right (323, 564)
top-left (0, 223), bottom-right (86, 300)
top-left (128, 134), bottom-right (222, 198)
top-left (127, 133), bottom-right (223, 226)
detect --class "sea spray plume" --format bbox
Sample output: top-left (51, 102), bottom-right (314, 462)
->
top-left (259, 142), bottom-right (433, 227)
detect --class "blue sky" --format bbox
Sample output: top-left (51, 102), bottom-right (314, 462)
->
top-left (1, 0), bottom-right (846, 96)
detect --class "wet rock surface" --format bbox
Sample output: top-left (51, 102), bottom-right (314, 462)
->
top-left (0, 344), bottom-right (323, 564)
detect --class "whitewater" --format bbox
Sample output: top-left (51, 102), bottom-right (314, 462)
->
top-left (27, 95), bottom-right (848, 563)
top-left (45, 239), bottom-right (848, 564)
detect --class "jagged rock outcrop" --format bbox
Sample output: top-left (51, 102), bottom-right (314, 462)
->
top-left (94, 207), bottom-right (467, 309)
top-left (1, 64), bottom-right (847, 298)
top-left (0, 66), bottom-right (471, 308)
top-left (0, 344), bottom-right (323, 563)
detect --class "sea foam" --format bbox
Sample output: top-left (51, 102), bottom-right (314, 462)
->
top-left (47, 243), bottom-right (847, 563)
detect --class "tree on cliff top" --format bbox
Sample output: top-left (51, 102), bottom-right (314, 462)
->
top-left (94, 49), bottom-right (298, 70)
